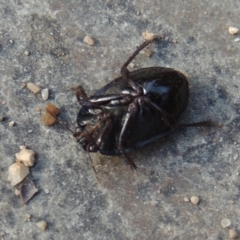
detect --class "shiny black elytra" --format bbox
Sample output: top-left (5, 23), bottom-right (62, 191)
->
top-left (73, 38), bottom-right (214, 169)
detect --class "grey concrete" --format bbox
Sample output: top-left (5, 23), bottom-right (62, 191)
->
top-left (0, 1), bottom-right (240, 239)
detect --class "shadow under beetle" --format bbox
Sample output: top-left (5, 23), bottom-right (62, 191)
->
top-left (73, 38), bottom-right (215, 169)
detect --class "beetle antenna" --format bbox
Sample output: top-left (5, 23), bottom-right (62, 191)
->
top-left (87, 151), bottom-right (101, 184)
top-left (119, 143), bottom-right (138, 170)
top-left (55, 117), bottom-right (75, 133)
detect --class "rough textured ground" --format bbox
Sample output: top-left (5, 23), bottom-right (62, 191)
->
top-left (0, 1), bottom-right (240, 239)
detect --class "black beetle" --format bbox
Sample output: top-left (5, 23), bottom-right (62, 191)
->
top-left (73, 38), bottom-right (215, 169)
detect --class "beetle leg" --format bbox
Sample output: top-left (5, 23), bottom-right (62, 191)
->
top-left (146, 99), bottom-right (219, 129)
top-left (76, 85), bottom-right (88, 102)
top-left (121, 38), bottom-right (156, 72)
top-left (176, 120), bottom-right (221, 128)
top-left (82, 94), bottom-right (133, 109)
top-left (76, 85), bottom-right (104, 109)
top-left (86, 113), bottom-right (113, 152)
top-left (145, 97), bottom-right (176, 127)
top-left (78, 90), bottom-right (131, 109)
top-left (118, 102), bottom-right (138, 169)
top-left (107, 95), bottom-right (132, 107)
top-left (89, 95), bottom-right (122, 103)
top-left (76, 85), bottom-right (101, 109)
top-left (76, 86), bottom-right (102, 109)
top-left (75, 113), bottom-right (113, 149)
top-left (121, 38), bottom-right (156, 92)
top-left (95, 117), bottom-right (113, 147)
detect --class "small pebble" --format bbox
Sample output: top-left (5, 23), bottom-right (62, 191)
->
top-left (233, 154), bottom-right (239, 160)
top-left (190, 196), bottom-right (200, 205)
top-left (41, 88), bottom-right (49, 101)
top-left (142, 31), bottom-right (156, 41)
top-left (183, 197), bottom-right (189, 202)
top-left (19, 177), bottom-right (38, 204)
top-left (129, 63), bottom-right (135, 68)
top-left (27, 82), bottom-right (41, 94)
top-left (36, 108), bottom-right (41, 114)
top-left (229, 27), bottom-right (239, 35)
top-left (20, 83), bottom-right (27, 89)
top-left (9, 39), bottom-right (14, 44)
top-left (229, 228), bottom-right (238, 239)
top-left (221, 218), bottom-right (231, 228)
top-left (8, 162), bottom-right (29, 186)
top-left (15, 189), bottom-right (20, 196)
top-left (44, 188), bottom-right (50, 194)
top-left (24, 50), bottom-right (30, 56)
top-left (83, 35), bottom-right (95, 46)
top-left (24, 214), bottom-right (31, 222)
top-left (234, 38), bottom-right (240, 42)
top-left (9, 121), bottom-right (15, 127)
top-left (15, 148), bottom-right (35, 167)
top-left (2, 100), bottom-right (6, 105)
top-left (36, 220), bottom-right (47, 231)
top-left (41, 103), bottom-right (60, 126)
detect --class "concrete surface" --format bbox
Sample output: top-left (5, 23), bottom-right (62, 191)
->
top-left (0, 1), bottom-right (240, 239)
